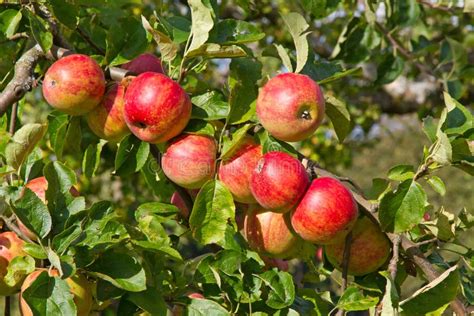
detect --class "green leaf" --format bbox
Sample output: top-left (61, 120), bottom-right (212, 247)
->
top-left (13, 188), bottom-right (52, 239)
top-left (400, 265), bottom-right (460, 315)
top-left (435, 208), bottom-right (455, 241)
top-left (422, 116), bottom-right (437, 143)
top-left (209, 19), bottom-right (265, 45)
top-left (379, 179), bottom-right (427, 233)
top-left (191, 91), bottom-right (230, 121)
top-left (300, 0), bottom-right (328, 18)
top-left (375, 54), bottom-right (404, 85)
top-left (366, 178), bottom-right (391, 201)
top-left (440, 38), bottom-right (467, 79)
top-left (440, 92), bottom-right (473, 136)
top-left (187, 298), bottom-right (230, 315)
top-left (281, 12), bottom-right (310, 73)
top-left (259, 270), bottom-right (295, 309)
top-left (220, 124), bottom-right (253, 159)
top-left (189, 180), bottom-right (236, 245)
top-left (141, 15), bottom-right (178, 62)
top-left (106, 17), bottom-right (148, 66)
top-left (0, 9), bottom-right (22, 37)
top-left (115, 135), bottom-right (150, 176)
top-left (275, 44), bottom-right (293, 72)
top-left (5, 123), bottom-right (47, 170)
top-left (299, 289), bottom-right (334, 316)
top-left (187, 0), bottom-right (215, 54)
top-left (318, 67), bottom-right (361, 85)
top-left (47, 112), bottom-right (68, 160)
top-left (183, 119), bottom-right (215, 137)
top-left (127, 287), bottom-right (167, 316)
top-left (23, 243), bottom-right (48, 259)
top-left (186, 43), bottom-right (246, 58)
top-left (325, 95), bottom-right (351, 142)
top-left (427, 176), bottom-right (446, 196)
top-left (44, 160), bottom-right (77, 196)
top-left (49, 0), bottom-right (77, 29)
top-left (430, 132), bottom-right (452, 165)
top-left (22, 272), bottom-right (77, 316)
top-left (167, 16), bottom-right (191, 44)
top-left (379, 271), bottom-right (400, 315)
top-left (82, 139), bottom-right (107, 178)
top-left (27, 12), bottom-right (53, 53)
top-left (387, 164), bottom-right (415, 181)
top-left (337, 286), bottom-right (379, 311)
top-left (227, 58), bottom-right (262, 125)
top-left (89, 250), bottom-right (146, 292)
top-left (261, 132), bottom-right (298, 156)
top-left (4, 255), bottom-right (35, 288)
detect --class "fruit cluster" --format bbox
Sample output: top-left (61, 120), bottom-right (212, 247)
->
top-left (3, 52), bottom-right (391, 314)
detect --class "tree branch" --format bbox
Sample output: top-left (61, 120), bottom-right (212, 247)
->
top-left (389, 235), bottom-right (401, 281)
top-left (336, 231), bottom-right (353, 316)
top-left (33, 3), bottom-right (72, 50)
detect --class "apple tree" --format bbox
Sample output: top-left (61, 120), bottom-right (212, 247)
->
top-left (0, 1), bottom-right (472, 315)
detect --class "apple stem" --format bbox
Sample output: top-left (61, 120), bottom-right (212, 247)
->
top-left (336, 231), bottom-right (352, 316)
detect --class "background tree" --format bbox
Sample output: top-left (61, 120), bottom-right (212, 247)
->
top-left (0, 0), bottom-right (472, 315)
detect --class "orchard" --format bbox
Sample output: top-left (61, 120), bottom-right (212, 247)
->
top-left (0, 1), bottom-right (472, 316)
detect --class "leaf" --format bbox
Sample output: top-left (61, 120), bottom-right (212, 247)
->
top-left (89, 250), bottom-right (146, 292)
top-left (427, 176), bottom-right (446, 196)
top-left (435, 207), bottom-right (455, 241)
top-left (27, 12), bottom-right (53, 53)
top-left (141, 15), bottom-right (178, 62)
top-left (379, 271), bottom-right (400, 315)
top-left (260, 132), bottom-right (298, 156)
top-left (375, 54), bottom-right (405, 85)
top-left (127, 287), bottom-right (167, 316)
top-left (43, 160), bottom-right (77, 197)
top-left (400, 265), bottom-right (460, 315)
top-left (325, 95), bottom-right (351, 142)
top-left (4, 255), bottom-right (35, 288)
top-left (82, 139), bottom-right (107, 178)
top-left (0, 9), bottom-right (22, 37)
top-left (209, 19), bottom-right (265, 45)
top-left (220, 124), bottom-right (253, 159)
top-left (366, 178), bottom-right (391, 201)
top-left (387, 164), bottom-right (415, 181)
top-left (5, 123), bottom-right (47, 170)
top-left (191, 91), bottom-right (230, 121)
top-left (337, 286), bottom-right (379, 311)
top-left (318, 67), bottom-right (361, 84)
top-left (189, 180), bottom-right (236, 245)
top-left (379, 180), bottom-right (427, 233)
top-left (115, 135), bottom-right (150, 176)
top-left (259, 270), bottom-right (295, 309)
top-left (186, 43), bottom-right (246, 58)
top-left (430, 132), bottom-right (452, 165)
top-left (300, 0), bottom-right (328, 18)
top-left (422, 116), bottom-right (437, 143)
top-left (13, 188), bottom-right (52, 239)
top-left (281, 12), bottom-right (310, 73)
top-left (47, 112), bottom-right (68, 159)
top-left (22, 272), bottom-right (77, 316)
top-left (187, 298), bottom-right (230, 315)
top-left (106, 17), bottom-right (148, 66)
top-left (275, 44), bottom-right (293, 72)
top-left (440, 38), bottom-right (467, 79)
top-left (187, 0), bottom-right (215, 54)
top-left (49, 0), bottom-right (77, 29)
top-left (440, 92), bottom-right (473, 136)
top-left (23, 243), bottom-right (48, 259)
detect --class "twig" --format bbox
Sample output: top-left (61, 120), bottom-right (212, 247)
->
top-left (389, 235), bottom-right (401, 281)
top-left (0, 216), bottom-right (34, 244)
top-left (0, 44), bottom-right (44, 117)
top-left (76, 27), bottom-right (105, 55)
top-left (0, 32), bottom-right (29, 44)
top-left (417, 0), bottom-right (456, 12)
top-left (413, 237), bottom-right (438, 247)
top-left (336, 231), bottom-right (352, 316)
top-left (149, 145), bottom-right (194, 213)
top-left (33, 3), bottom-right (72, 50)
top-left (8, 102), bottom-right (18, 134)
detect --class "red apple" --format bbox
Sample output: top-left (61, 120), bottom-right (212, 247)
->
top-left (250, 151), bottom-right (309, 213)
top-left (256, 73), bottom-right (325, 142)
top-left (218, 137), bottom-right (262, 204)
top-left (124, 72), bottom-right (191, 143)
top-left (262, 256), bottom-right (289, 271)
top-left (0, 232), bottom-right (26, 295)
top-left (86, 83), bottom-right (130, 142)
top-left (188, 292), bottom-right (204, 299)
top-left (42, 54), bottom-right (105, 115)
top-left (162, 134), bottom-right (217, 189)
top-left (121, 53), bottom-right (165, 75)
top-left (315, 247), bottom-right (323, 262)
top-left (244, 206), bottom-right (299, 258)
top-left (170, 189), bottom-right (199, 219)
top-left (18, 177), bottom-right (79, 241)
top-left (21, 269), bottom-right (93, 316)
top-left (324, 217), bottom-right (390, 276)
top-left (291, 177), bottom-right (358, 244)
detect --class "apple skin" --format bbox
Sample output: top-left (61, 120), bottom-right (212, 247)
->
top-left (291, 177), bottom-right (358, 244)
top-left (325, 217), bottom-right (391, 276)
top-left (18, 177), bottom-right (79, 241)
top-left (170, 189), bottom-right (199, 219)
top-left (218, 137), bottom-right (262, 204)
top-left (86, 83), bottom-right (130, 142)
top-left (256, 73), bottom-right (325, 142)
top-left (244, 206), bottom-right (299, 258)
top-left (121, 53), bottom-right (165, 75)
top-left (42, 54), bottom-right (105, 116)
top-left (124, 72), bottom-right (191, 144)
top-left (250, 151), bottom-right (309, 213)
top-left (162, 134), bottom-right (217, 189)
top-left (21, 269), bottom-right (93, 316)
top-left (0, 232), bottom-right (26, 295)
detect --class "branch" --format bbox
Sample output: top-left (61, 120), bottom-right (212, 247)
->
top-left (388, 235), bottom-right (401, 281)
top-left (336, 231), bottom-right (353, 316)
top-left (0, 216), bottom-right (34, 244)
top-left (33, 3), bottom-right (72, 50)
top-left (0, 44), bottom-right (44, 117)
top-left (417, 0), bottom-right (457, 12)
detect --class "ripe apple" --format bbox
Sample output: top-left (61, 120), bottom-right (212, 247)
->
top-left (121, 53), bottom-right (165, 74)
top-left (188, 292), bottom-right (204, 299)
top-left (218, 137), bottom-right (262, 204)
top-left (262, 256), bottom-right (289, 271)
top-left (244, 206), bottom-right (299, 258)
top-left (0, 232), bottom-right (26, 295)
top-left (170, 189), bottom-right (199, 219)
top-left (250, 151), bottom-right (309, 213)
top-left (124, 72), bottom-right (191, 143)
top-left (162, 134), bottom-right (217, 189)
top-left (21, 269), bottom-right (93, 316)
top-left (291, 177), bottom-right (358, 244)
top-left (42, 54), bottom-right (105, 115)
top-left (324, 217), bottom-right (391, 276)
top-left (256, 73), bottom-right (325, 142)
top-left (86, 83), bottom-right (130, 142)
top-left (18, 177), bottom-right (79, 241)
